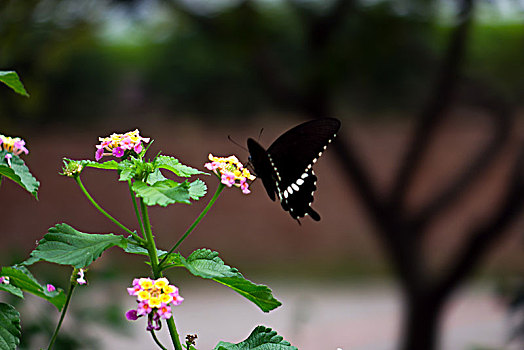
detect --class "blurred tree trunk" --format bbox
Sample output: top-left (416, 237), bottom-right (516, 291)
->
top-left (401, 294), bottom-right (443, 350)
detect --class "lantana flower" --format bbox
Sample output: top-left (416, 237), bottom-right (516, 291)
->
top-left (126, 277), bottom-right (183, 331)
top-left (95, 129), bottom-right (150, 161)
top-left (1, 134), bottom-right (29, 166)
top-left (76, 268), bottom-right (87, 285)
top-left (0, 276), bottom-right (10, 285)
top-left (205, 154), bottom-right (255, 194)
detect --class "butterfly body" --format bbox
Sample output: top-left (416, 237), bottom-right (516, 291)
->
top-left (247, 118), bottom-right (340, 222)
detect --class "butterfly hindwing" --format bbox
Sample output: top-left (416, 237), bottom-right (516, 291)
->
top-left (278, 168), bottom-right (320, 221)
top-left (248, 118), bottom-right (340, 222)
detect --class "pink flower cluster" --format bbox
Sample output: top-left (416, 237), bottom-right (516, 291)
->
top-left (205, 154), bottom-right (255, 194)
top-left (95, 129), bottom-right (150, 161)
top-left (126, 277), bottom-right (183, 331)
top-left (0, 134), bottom-right (29, 165)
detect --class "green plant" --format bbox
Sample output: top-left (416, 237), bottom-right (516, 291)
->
top-left (0, 125), bottom-right (294, 350)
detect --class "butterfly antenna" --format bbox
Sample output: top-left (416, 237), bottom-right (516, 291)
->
top-left (258, 128), bottom-right (264, 141)
top-left (227, 135), bottom-right (248, 152)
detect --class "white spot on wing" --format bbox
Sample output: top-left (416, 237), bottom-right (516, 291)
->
top-left (291, 183), bottom-right (299, 191)
top-left (301, 173), bottom-right (308, 179)
top-left (296, 178), bottom-right (304, 186)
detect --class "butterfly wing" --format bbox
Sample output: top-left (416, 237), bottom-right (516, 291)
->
top-left (249, 118), bottom-right (340, 222)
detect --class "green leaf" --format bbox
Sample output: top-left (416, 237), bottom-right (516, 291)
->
top-left (132, 179), bottom-right (191, 206)
top-left (0, 71), bottom-right (29, 97)
top-left (81, 159), bottom-right (120, 170)
top-left (0, 303), bottom-right (21, 350)
top-left (29, 223), bottom-right (127, 268)
top-left (214, 326), bottom-right (297, 350)
top-left (0, 281), bottom-right (23, 299)
top-left (0, 266), bottom-right (66, 310)
top-left (146, 168), bottom-right (167, 185)
top-left (123, 236), bottom-right (167, 258)
top-left (0, 151), bottom-right (39, 199)
top-left (165, 249), bottom-right (281, 312)
top-left (156, 155), bottom-right (207, 177)
top-left (189, 179), bottom-right (207, 200)
top-left (118, 165), bottom-right (136, 181)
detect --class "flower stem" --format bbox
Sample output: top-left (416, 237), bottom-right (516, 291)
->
top-left (159, 183), bottom-right (225, 268)
top-left (75, 176), bottom-right (143, 243)
top-left (47, 271), bottom-right (77, 350)
top-left (150, 330), bottom-right (167, 350)
top-left (139, 198), bottom-right (160, 277)
top-left (128, 180), bottom-right (145, 237)
top-left (140, 199), bottom-right (183, 350)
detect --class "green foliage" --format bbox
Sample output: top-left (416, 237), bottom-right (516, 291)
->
top-left (123, 236), bottom-right (167, 257)
top-left (0, 266), bottom-right (66, 310)
top-left (27, 224), bottom-right (127, 269)
top-left (189, 179), bottom-right (207, 200)
top-left (0, 303), bottom-right (21, 350)
top-left (0, 282), bottom-right (23, 299)
top-left (164, 249), bottom-right (281, 312)
top-left (0, 151), bottom-right (39, 199)
top-left (132, 179), bottom-right (192, 206)
top-left (155, 156), bottom-right (208, 178)
top-left (0, 71), bottom-right (29, 97)
top-left (81, 159), bottom-right (120, 171)
top-left (214, 326), bottom-right (297, 350)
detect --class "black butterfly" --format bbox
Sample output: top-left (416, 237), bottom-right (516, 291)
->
top-left (247, 118), bottom-right (341, 222)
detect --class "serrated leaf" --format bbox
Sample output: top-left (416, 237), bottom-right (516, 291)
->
top-left (146, 168), bottom-right (167, 185)
top-left (0, 266), bottom-right (66, 310)
top-left (123, 236), bottom-right (167, 258)
top-left (133, 179), bottom-right (190, 206)
top-left (0, 303), bottom-right (21, 350)
top-left (189, 179), bottom-right (207, 200)
top-left (156, 155), bottom-right (207, 177)
top-left (214, 326), bottom-right (297, 350)
top-left (0, 281), bottom-right (23, 299)
top-left (118, 166), bottom-right (136, 181)
top-left (165, 249), bottom-right (281, 312)
top-left (0, 151), bottom-right (39, 199)
top-left (29, 223), bottom-right (127, 268)
top-left (0, 71), bottom-right (29, 97)
top-left (81, 159), bottom-right (120, 170)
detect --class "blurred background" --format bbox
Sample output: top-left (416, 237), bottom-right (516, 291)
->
top-left (1, 0), bottom-right (523, 349)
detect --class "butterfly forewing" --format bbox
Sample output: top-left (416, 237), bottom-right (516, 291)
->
top-left (267, 118), bottom-right (341, 178)
top-left (248, 118), bottom-right (340, 222)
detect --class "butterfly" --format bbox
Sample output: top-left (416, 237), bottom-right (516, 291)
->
top-left (247, 118), bottom-right (341, 222)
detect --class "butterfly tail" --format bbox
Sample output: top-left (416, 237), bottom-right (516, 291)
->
top-left (307, 207), bottom-right (321, 221)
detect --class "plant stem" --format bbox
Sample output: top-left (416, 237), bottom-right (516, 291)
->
top-left (75, 176), bottom-right (143, 243)
top-left (150, 330), bottom-right (167, 350)
top-left (129, 180), bottom-right (145, 237)
top-left (47, 272), bottom-right (77, 350)
top-left (140, 198), bottom-right (160, 277)
top-left (140, 198), bottom-right (183, 350)
top-left (166, 317), bottom-right (183, 350)
top-left (159, 183), bottom-right (225, 268)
